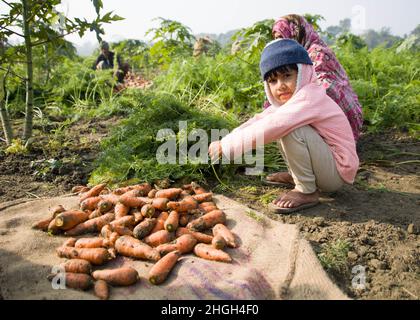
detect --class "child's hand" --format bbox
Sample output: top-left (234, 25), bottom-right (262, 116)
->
top-left (209, 141), bottom-right (223, 162)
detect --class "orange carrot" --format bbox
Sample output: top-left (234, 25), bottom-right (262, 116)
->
top-left (167, 196), bottom-right (198, 212)
top-left (89, 209), bottom-right (101, 220)
top-left (92, 267), bottom-right (139, 286)
top-left (48, 219), bottom-right (61, 235)
top-left (31, 217), bottom-right (54, 231)
top-left (75, 237), bottom-right (109, 249)
top-left (150, 211), bottom-right (169, 234)
top-left (132, 183), bottom-right (152, 196)
top-left (149, 251), bottom-right (181, 285)
top-left (179, 190), bottom-right (191, 198)
top-left (118, 195), bottom-right (149, 208)
top-left (115, 236), bottom-right (160, 261)
top-left (212, 234), bottom-right (227, 250)
top-left (114, 202), bottom-right (129, 219)
top-left (100, 193), bottom-right (120, 205)
top-left (111, 225), bottom-right (133, 237)
top-left (176, 227), bottom-right (213, 244)
top-left (179, 214), bottom-right (190, 227)
top-left (213, 224), bottom-right (237, 248)
top-left (80, 196), bottom-right (101, 211)
top-left (98, 199), bottom-right (114, 214)
top-left (48, 272), bottom-right (93, 290)
top-left (63, 237), bottom-right (77, 247)
top-left (143, 230), bottom-right (175, 247)
top-left (110, 216), bottom-right (135, 229)
top-left (198, 203), bottom-right (218, 213)
top-left (187, 210), bottom-right (226, 231)
top-left (191, 182), bottom-right (208, 194)
top-left (192, 193), bottom-right (213, 203)
top-left (100, 224), bottom-right (113, 239)
top-left (151, 198), bottom-right (169, 211)
top-left (94, 280), bottom-right (109, 300)
top-left (51, 205), bottom-right (66, 217)
top-left (109, 232), bottom-right (120, 246)
top-left (193, 243), bottom-right (232, 263)
top-left (172, 234), bottom-right (197, 254)
top-left (65, 212), bottom-right (115, 236)
top-left (148, 189), bottom-right (157, 198)
top-left (182, 184), bottom-right (192, 191)
top-left (164, 211), bottom-right (179, 232)
top-left (79, 183), bottom-right (107, 203)
top-left (133, 218), bottom-right (157, 239)
top-left (55, 210), bottom-right (91, 231)
top-left (71, 185), bottom-right (88, 194)
top-left (140, 204), bottom-right (155, 218)
top-left (56, 246), bottom-right (111, 265)
top-left (108, 247), bottom-right (117, 259)
top-left (155, 188), bottom-right (183, 200)
top-left (131, 207), bottom-right (144, 224)
top-left (60, 259), bottom-right (92, 274)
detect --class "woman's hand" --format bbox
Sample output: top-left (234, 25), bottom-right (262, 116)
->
top-left (209, 141), bottom-right (223, 162)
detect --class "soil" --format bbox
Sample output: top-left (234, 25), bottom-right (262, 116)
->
top-left (0, 117), bottom-right (419, 300)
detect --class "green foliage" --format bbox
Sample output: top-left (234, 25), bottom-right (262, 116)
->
top-left (318, 239), bottom-right (351, 274)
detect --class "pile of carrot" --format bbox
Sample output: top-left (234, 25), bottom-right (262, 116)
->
top-left (32, 181), bottom-right (238, 300)
top-left (114, 72), bottom-right (153, 93)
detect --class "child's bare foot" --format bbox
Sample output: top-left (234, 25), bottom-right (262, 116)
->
top-left (272, 189), bottom-right (319, 210)
top-left (265, 172), bottom-right (295, 186)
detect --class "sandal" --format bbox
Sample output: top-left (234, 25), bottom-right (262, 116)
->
top-left (262, 172), bottom-right (295, 187)
top-left (268, 201), bottom-right (320, 214)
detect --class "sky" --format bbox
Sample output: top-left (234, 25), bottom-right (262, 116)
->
top-left (1, 0), bottom-right (419, 49)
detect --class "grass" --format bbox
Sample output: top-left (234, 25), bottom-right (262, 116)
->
top-left (245, 209), bottom-right (267, 226)
top-left (318, 239), bottom-right (351, 274)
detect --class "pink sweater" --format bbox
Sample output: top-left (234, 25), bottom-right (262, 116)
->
top-left (220, 64), bottom-right (359, 184)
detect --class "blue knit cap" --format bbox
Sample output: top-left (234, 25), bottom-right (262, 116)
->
top-left (260, 39), bottom-right (312, 80)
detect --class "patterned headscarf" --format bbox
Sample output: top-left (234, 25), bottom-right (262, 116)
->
top-left (270, 14), bottom-right (363, 141)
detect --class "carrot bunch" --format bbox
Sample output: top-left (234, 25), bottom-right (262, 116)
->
top-left (33, 181), bottom-right (238, 300)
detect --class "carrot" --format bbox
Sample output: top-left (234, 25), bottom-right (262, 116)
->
top-left (191, 182), bottom-right (208, 194)
top-left (182, 184), bottom-right (193, 191)
top-left (179, 190), bottom-right (191, 198)
top-left (176, 227), bottom-right (213, 244)
top-left (187, 210), bottom-right (226, 231)
top-left (100, 193), bottom-right (120, 205)
top-left (140, 204), bottom-right (155, 218)
top-left (60, 259), bottom-right (92, 274)
top-left (92, 267), bottom-right (139, 286)
top-left (55, 210), bottom-right (91, 231)
top-left (148, 189), bottom-right (157, 198)
top-left (109, 232), bottom-right (120, 246)
top-left (151, 211), bottom-right (169, 234)
top-left (48, 219), bottom-right (61, 235)
top-left (98, 199), bottom-right (114, 214)
top-left (151, 198), bottom-right (169, 211)
top-left (167, 196), bottom-right (198, 212)
top-left (115, 236), bottom-right (160, 261)
top-left (65, 212), bottom-right (115, 236)
top-left (193, 243), bottom-right (232, 263)
top-left (89, 209), bottom-right (102, 220)
top-left (63, 237), bottom-right (77, 247)
top-left (113, 186), bottom-right (133, 195)
top-left (133, 218), bottom-right (157, 239)
top-left (212, 234), bottom-right (227, 250)
top-left (79, 183), bottom-right (107, 203)
top-left (164, 211), bottom-right (179, 232)
top-left (192, 193), bottom-right (213, 203)
top-left (48, 272), bottom-right (93, 290)
top-left (71, 185), bottom-right (87, 194)
top-left (80, 196), bottom-right (101, 211)
top-left (119, 195), bottom-right (149, 208)
top-left (149, 251), bottom-right (181, 285)
top-left (108, 247), bottom-right (117, 259)
top-left (198, 203), bottom-right (218, 213)
top-left (179, 214), bottom-right (190, 227)
top-left (132, 183), bottom-right (152, 196)
top-left (75, 237), bottom-right (110, 249)
top-left (56, 246), bottom-right (111, 265)
top-left (213, 224), bottom-right (237, 248)
top-left (51, 205), bottom-right (66, 217)
top-left (99, 188), bottom-right (110, 195)
top-left (111, 225), bottom-right (133, 237)
top-left (143, 230), bottom-right (175, 247)
top-left (31, 217), bottom-right (54, 231)
top-left (100, 224), bottom-right (113, 239)
top-left (155, 188), bottom-right (183, 200)
top-left (155, 233), bottom-right (197, 255)
top-left (110, 216), bottom-right (135, 229)
top-left (94, 280), bottom-right (109, 300)
top-left (114, 202), bottom-right (129, 219)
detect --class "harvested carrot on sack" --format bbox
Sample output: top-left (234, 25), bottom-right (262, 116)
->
top-left (72, 185), bottom-right (88, 194)
top-left (140, 204), bottom-right (155, 218)
top-left (100, 193), bottom-right (120, 205)
top-left (56, 246), bottom-right (111, 265)
top-left (79, 183), bottom-right (107, 203)
top-left (48, 219), bottom-right (61, 235)
top-left (151, 211), bottom-right (169, 233)
top-left (115, 236), bottom-right (160, 261)
top-left (110, 216), bottom-right (135, 229)
top-left (55, 210), bottom-right (91, 231)
top-left (133, 218), bottom-right (157, 239)
top-left (192, 193), bottom-right (213, 203)
top-left (92, 267), bottom-right (139, 286)
top-left (178, 214), bottom-right (190, 227)
top-left (131, 207), bottom-right (144, 224)
top-left (149, 251), bottom-right (181, 285)
top-left (132, 183), bottom-right (152, 196)
top-left (51, 205), bottom-right (66, 217)
top-left (80, 196), bottom-right (102, 211)
top-left (143, 230), bottom-right (175, 247)
top-left (59, 259), bottom-right (92, 274)
top-left (151, 198), bottom-right (169, 211)
top-left (48, 272), bottom-right (93, 291)
top-left (100, 225), bottom-right (113, 239)
top-left (191, 182), bottom-right (207, 194)
top-left (167, 196), bottom-right (198, 212)
top-left (212, 234), bottom-right (227, 250)
top-left (187, 210), bottom-right (226, 231)
top-left (164, 211), bottom-right (179, 232)
top-left (94, 280), bottom-right (109, 300)
top-left (112, 225), bottom-right (133, 236)
top-left (148, 189), bottom-right (157, 198)
top-left (118, 194), bottom-right (149, 208)
top-left (156, 234), bottom-right (197, 255)
top-left (89, 210), bottom-right (101, 220)
top-left (198, 202), bottom-right (218, 213)
top-left (65, 212), bottom-right (115, 236)
top-left (176, 227), bottom-right (213, 244)
top-left (63, 237), bottom-right (77, 247)
top-left (75, 237), bottom-right (111, 249)
top-left (155, 188), bottom-right (183, 200)
top-left (98, 200), bottom-right (114, 214)
top-left (115, 202), bottom-right (129, 219)
top-left (194, 243), bottom-right (232, 263)
top-left (213, 224), bottom-right (237, 248)
top-left (32, 217), bottom-right (54, 231)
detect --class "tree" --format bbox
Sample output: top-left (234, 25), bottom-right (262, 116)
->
top-left (0, 0), bottom-right (123, 145)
